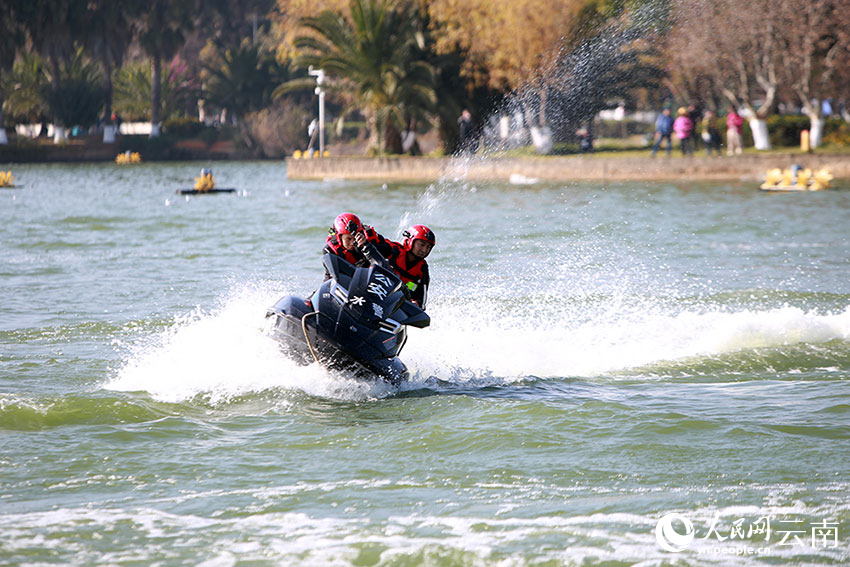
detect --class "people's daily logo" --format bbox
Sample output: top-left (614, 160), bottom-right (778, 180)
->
top-left (655, 513), bottom-right (695, 552)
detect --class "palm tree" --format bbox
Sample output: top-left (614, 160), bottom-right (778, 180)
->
top-left (0, 0), bottom-right (27, 144)
top-left (203, 42), bottom-right (283, 123)
top-left (202, 41), bottom-right (285, 149)
top-left (85, 0), bottom-right (137, 141)
top-left (17, 0), bottom-right (88, 141)
top-left (135, 0), bottom-right (195, 137)
top-left (113, 59), bottom-right (198, 124)
top-left (3, 53), bottom-right (50, 131)
top-left (45, 51), bottom-right (107, 135)
top-left (292, 0), bottom-right (436, 154)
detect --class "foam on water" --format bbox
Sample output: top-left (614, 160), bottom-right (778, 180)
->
top-left (106, 282), bottom-right (394, 404)
top-left (404, 300), bottom-right (850, 383)
top-left (105, 275), bottom-right (850, 405)
top-left (2, 488), bottom-right (847, 566)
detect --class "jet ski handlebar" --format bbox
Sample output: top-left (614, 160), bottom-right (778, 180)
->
top-left (357, 240), bottom-right (394, 272)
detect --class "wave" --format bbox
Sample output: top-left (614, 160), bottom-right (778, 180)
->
top-left (97, 280), bottom-right (850, 405)
top-left (104, 283), bottom-right (396, 404)
top-left (0, 393), bottom-right (169, 431)
top-left (405, 299), bottom-right (850, 383)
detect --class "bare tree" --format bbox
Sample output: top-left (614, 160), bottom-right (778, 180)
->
top-left (776, 0), bottom-right (850, 147)
top-left (668, 0), bottom-right (780, 149)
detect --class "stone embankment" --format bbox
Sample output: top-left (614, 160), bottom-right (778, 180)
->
top-left (286, 153), bottom-right (850, 182)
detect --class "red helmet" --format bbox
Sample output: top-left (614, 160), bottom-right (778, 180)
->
top-left (402, 225), bottom-right (435, 251)
top-left (333, 212), bottom-right (363, 235)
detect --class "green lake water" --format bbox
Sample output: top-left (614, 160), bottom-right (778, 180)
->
top-left (1, 160), bottom-right (849, 566)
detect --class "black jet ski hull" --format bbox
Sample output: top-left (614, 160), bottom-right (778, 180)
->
top-left (265, 247), bottom-right (428, 387)
top-left (266, 295), bottom-right (409, 385)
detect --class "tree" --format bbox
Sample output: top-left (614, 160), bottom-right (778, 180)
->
top-left (41, 47), bottom-right (107, 133)
top-left (428, 0), bottom-right (663, 151)
top-left (113, 58), bottom-right (199, 124)
top-left (667, 0), bottom-right (850, 150)
top-left (537, 1), bottom-right (666, 146)
top-left (291, 0), bottom-right (436, 153)
top-left (202, 41), bottom-right (285, 149)
top-left (775, 0), bottom-right (850, 148)
top-left (428, 0), bottom-right (585, 95)
top-left (427, 0), bottom-right (585, 144)
top-left (271, 0), bottom-right (348, 58)
top-left (135, 0), bottom-right (196, 137)
top-left (0, 0), bottom-right (27, 143)
top-left (3, 53), bottom-right (50, 129)
top-left (667, 0), bottom-right (779, 149)
top-left (85, 0), bottom-right (138, 141)
top-left (17, 0), bottom-right (88, 142)
top-left (199, 0), bottom-right (278, 48)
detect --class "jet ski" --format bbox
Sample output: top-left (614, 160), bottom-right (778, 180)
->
top-left (265, 242), bottom-right (430, 385)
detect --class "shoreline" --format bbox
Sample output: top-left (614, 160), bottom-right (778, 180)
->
top-left (0, 136), bottom-right (251, 163)
top-left (2, 141), bottom-right (847, 184)
top-left (285, 153), bottom-right (850, 182)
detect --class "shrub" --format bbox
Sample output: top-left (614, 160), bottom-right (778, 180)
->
top-left (763, 115), bottom-right (847, 148)
top-left (163, 116), bottom-right (205, 138)
top-left (595, 118), bottom-right (654, 138)
top-left (766, 115), bottom-right (808, 147)
top-left (116, 134), bottom-right (178, 159)
top-left (241, 101), bottom-right (311, 158)
top-left (199, 127), bottom-right (220, 146)
top-left (822, 119), bottom-right (850, 147)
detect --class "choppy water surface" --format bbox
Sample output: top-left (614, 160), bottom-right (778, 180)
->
top-left (1, 161), bottom-right (849, 566)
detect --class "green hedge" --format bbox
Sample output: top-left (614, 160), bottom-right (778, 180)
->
top-left (162, 116), bottom-right (206, 138)
top-left (594, 119), bottom-right (651, 138)
top-left (766, 115), bottom-right (847, 147)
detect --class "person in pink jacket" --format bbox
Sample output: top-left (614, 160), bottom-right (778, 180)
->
top-left (673, 107), bottom-right (694, 156)
top-left (726, 109), bottom-right (744, 155)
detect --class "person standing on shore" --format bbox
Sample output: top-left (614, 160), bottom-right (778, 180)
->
top-left (687, 103), bottom-right (702, 151)
top-left (726, 109), bottom-right (744, 156)
top-left (457, 109), bottom-right (478, 154)
top-left (700, 110), bottom-right (722, 156)
top-left (651, 107), bottom-right (674, 157)
top-left (307, 119), bottom-right (318, 157)
top-left (673, 107), bottom-right (694, 156)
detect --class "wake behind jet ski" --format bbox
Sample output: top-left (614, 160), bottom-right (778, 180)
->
top-left (265, 239), bottom-right (430, 385)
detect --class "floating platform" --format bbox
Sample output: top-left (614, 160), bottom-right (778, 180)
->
top-left (176, 188), bottom-right (237, 195)
top-left (758, 184), bottom-right (818, 192)
top-left (759, 167), bottom-right (832, 192)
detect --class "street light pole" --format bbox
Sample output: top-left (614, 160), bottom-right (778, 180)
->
top-left (308, 67), bottom-right (325, 157)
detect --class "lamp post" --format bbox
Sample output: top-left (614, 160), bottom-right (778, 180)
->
top-left (308, 67), bottom-right (325, 157)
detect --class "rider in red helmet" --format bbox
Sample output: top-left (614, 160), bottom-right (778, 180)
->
top-left (323, 212), bottom-right (391, 278)
top-left (382, 224), bottom-right (434, 309)
top-left (324, 212), bottom-right (370, 267)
